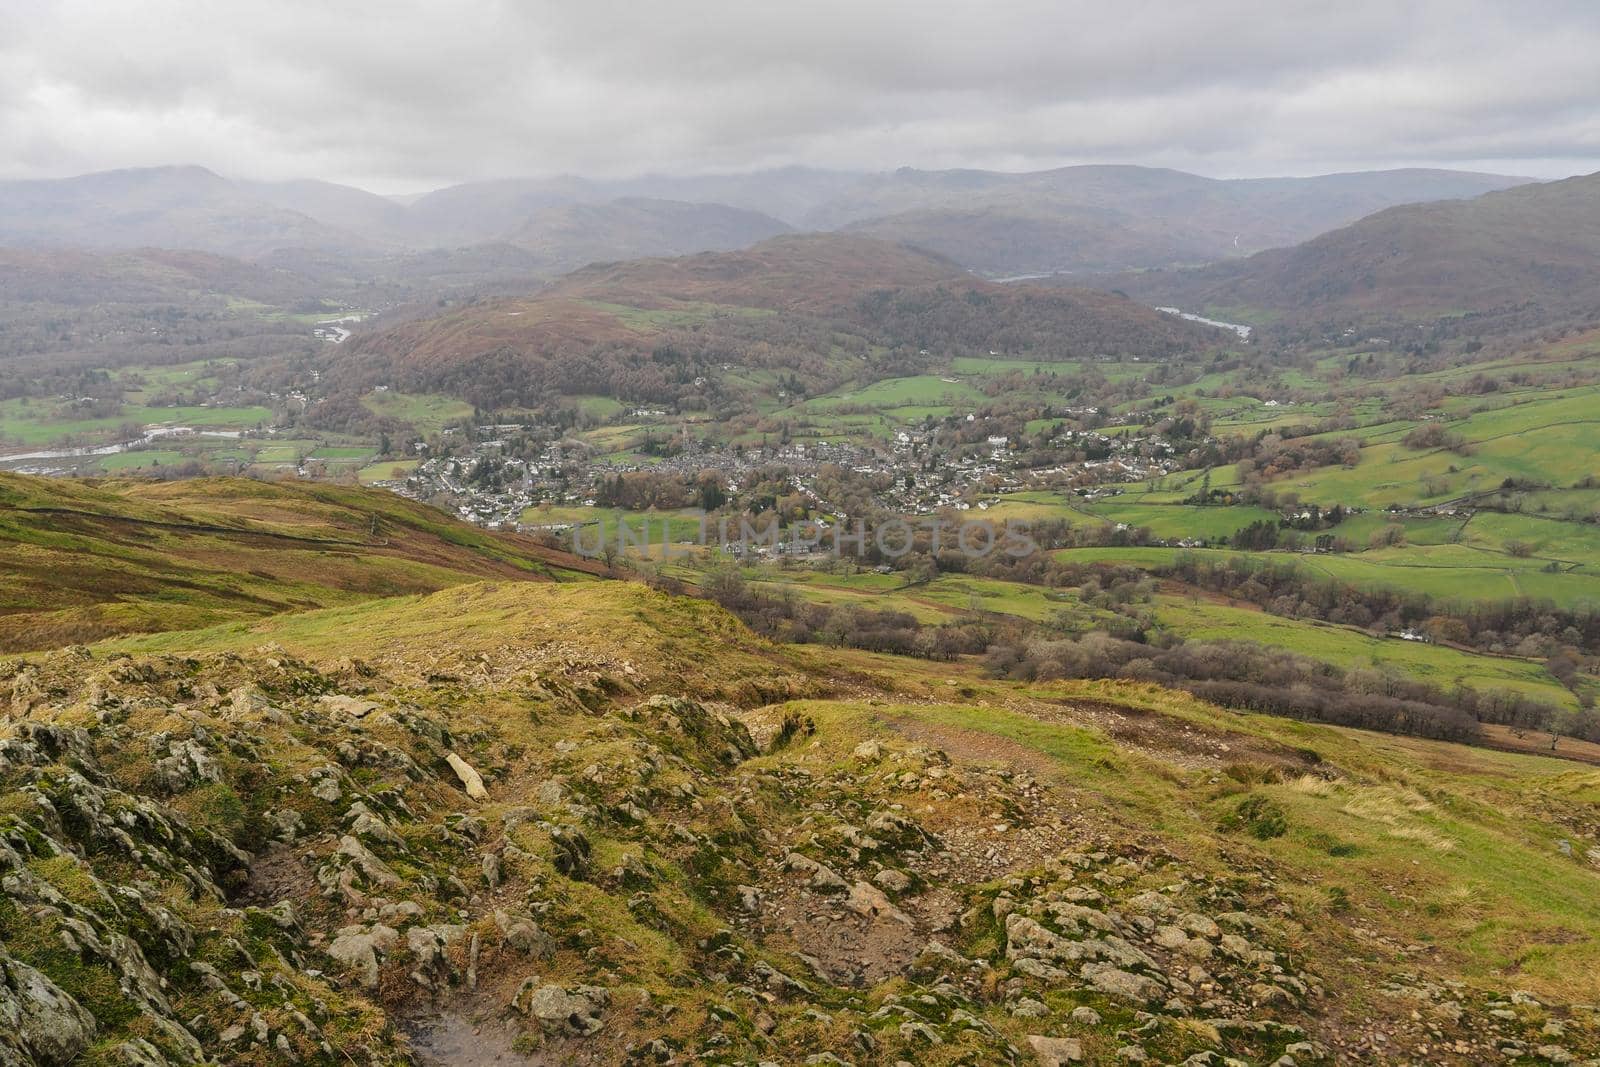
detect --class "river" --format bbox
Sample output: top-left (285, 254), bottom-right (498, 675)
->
top-left (1155, 306), bottom-right (1253, 339)
top-left (0, 426), bottom-right (245, 466)
top-left (315, 313), bottom-right (365, 344)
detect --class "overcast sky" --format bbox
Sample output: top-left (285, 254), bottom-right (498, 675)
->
top-left (2, 0), bottom-right (1598, 194)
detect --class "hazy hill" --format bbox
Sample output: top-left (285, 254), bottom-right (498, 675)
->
top-left (337, 233), bottom-right (1227, 408)
top-left (0, 165), bottom-right (370, 258)
top-left (401, 174), bottom-right (606, 245)
top-left (239, 177), bottom-right (420, 246)
top-left (1105, 170), bottom-right (1600, 324)
top-left (845, 205), bottom-right (1203, 275)
top-left (0, 246), bottom-right (334, 367)
top-left (506, 197), bottom-right (793, 273)
top-left (0, 472), bottom-right (592, 650)
top-left (0, 246), bottom-right (321, 308)
top-left (550, 232), bottom-right (962, 310)
top-left (0, 164), bottom-right (1532, 277)
top-left (829, 165), bottom-right (1533, 274)
top-left (403, 167), bottom-right (863, 243)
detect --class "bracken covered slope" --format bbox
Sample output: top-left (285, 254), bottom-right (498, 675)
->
top-left (0, 473), bottom-right (595, 652)
top-left (336, 234), bottom-right (1228, 409)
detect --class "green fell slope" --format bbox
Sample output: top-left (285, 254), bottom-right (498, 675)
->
top-left (1, 581), bottom-right (1599, 1064)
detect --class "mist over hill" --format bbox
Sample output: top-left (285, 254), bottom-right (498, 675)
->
top-left (0, 163), bottom-right (1534, 278)
top-left (1097, 170), bottom-right (1600, 329)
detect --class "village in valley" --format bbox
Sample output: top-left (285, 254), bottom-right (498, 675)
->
top-left (377, 398), bottom-right (1198, 543)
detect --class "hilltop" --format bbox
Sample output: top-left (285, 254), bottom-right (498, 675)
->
top-left (336, 234), bottom-right (1228, 410)
top-left (391, 164), bottom-right (1530, 275)
top-left (549, 232), bottom-right (964, 309)
top-left (504, 198), bottom-right (793, 274)
top-left (0, 164), bottom-right (1533, 278)
top-left (3, 569), bottom-right (1600, 1064)
top-left (835, 166), bottom-right (1532, 275)
top-left (0, 473), bottom-right (595, 651)
top-left (0, 166), bottom-right (370, 259)
top-left (1106, 171), bottom-right (1600, 328)
top-left (0, 246), bottom-right (320, 308)
top-left (0, 245), bottom-right (336, 368)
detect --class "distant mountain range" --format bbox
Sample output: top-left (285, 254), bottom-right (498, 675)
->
top-left (0, 246), bottom-right (319, 307)
top-left (1100, 170), bottom-right (1600, 326)
top-left (0, 166), bottom-right (370, 259)
top-left (821, 165), bottom-right (1532, 274)
top-left (0, 163), bottom-right (1535, 277)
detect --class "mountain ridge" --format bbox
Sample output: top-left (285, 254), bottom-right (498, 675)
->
top-left (1097, 169), bottom-right (1600, 327)
top-left (0, 163), bottom-right (1539, 276)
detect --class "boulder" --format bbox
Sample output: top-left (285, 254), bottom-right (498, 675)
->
top-left (319, 694), bottom-right (380, 718)
top-left (1081, 962), bottom-right (1166, 1003)
top-left (346, 802), bottom-right (404, 848)
top-left (519, 983), bottom-right (608, 1035)
top-left (494, 910), bottom-right (552, 957)
top-left (785, 852), bottom-right (847, 893)
top-left (325, 924), bottom-right (399, 988)
top-left (0, 955), bottom-right (97, 1066)
top-left (846, 881), bottom-right (913, 926)
top-left (1027, 1035), bottom-right (1083, 1065)
top-left (852, 740), bottom-right (885, 761)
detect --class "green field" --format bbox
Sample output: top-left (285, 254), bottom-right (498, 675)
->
top-left (573, 395), bottom-right (626, 419)
top-left (1059, 543), bottom-right (1600, 610)
top-left (308, 445), bottom-right (376, 461)
top-left (662, 559), bottom-right (1115, 630)
top-left (95, 450), bottom-right (187, 471)
top-left (579, 299), bottom-right (774, 331)
top-left (1155, 597), bottom-right (1576, 706)
top-left (251, 443), bottom-right (309, 464)
top-left (0, 398), bottom-right (272, 447)
top-left (1270, 385), bottom-right (1600, 509)
top-left (357, 458), bottom-right (420, 484)
top-left (520, 504), bottom-right (710, 546)
top-left (359, 391), bottom-right (474, 434)
top-left (809, 375), bottom-right (985, 416)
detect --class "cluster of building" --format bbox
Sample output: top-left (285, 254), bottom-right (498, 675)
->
top-left (379, 413), bottom-right (1204, 534)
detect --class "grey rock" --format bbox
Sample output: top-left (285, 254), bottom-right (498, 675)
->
top-left (325, 923), bottom-right (398, 988)
top-left (1027, 1034), bottom-right (1083, 1065)
top-left (1011, 997), bottom-right (1050, 1018)
top-left (520, 983), bottom-right (608, 1035)
top-left (0, 954), bottom-right (97, 1066)
top-left (1081, 962), bottom-right (1166, 1003)
top-left (785, 852), bottom-right (847, 893)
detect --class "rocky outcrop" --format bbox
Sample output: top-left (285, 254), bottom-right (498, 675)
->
top-left (0, 953), bottom-right (97, 1067)
top-left (0, 642), bottom-right (1596, 1066)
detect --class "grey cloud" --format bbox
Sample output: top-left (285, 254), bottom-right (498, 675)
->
top-left (1, 0), bottom-right (1597, 191)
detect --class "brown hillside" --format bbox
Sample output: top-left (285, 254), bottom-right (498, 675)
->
top-left (551, 232), bottom-right (966, 310)
top-left (1107, 171), bottom-right (1600, 326)
top-left (337, 234), bottom-right (1227, 409)
top-left (0, 473), bottom-right (597, 651)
